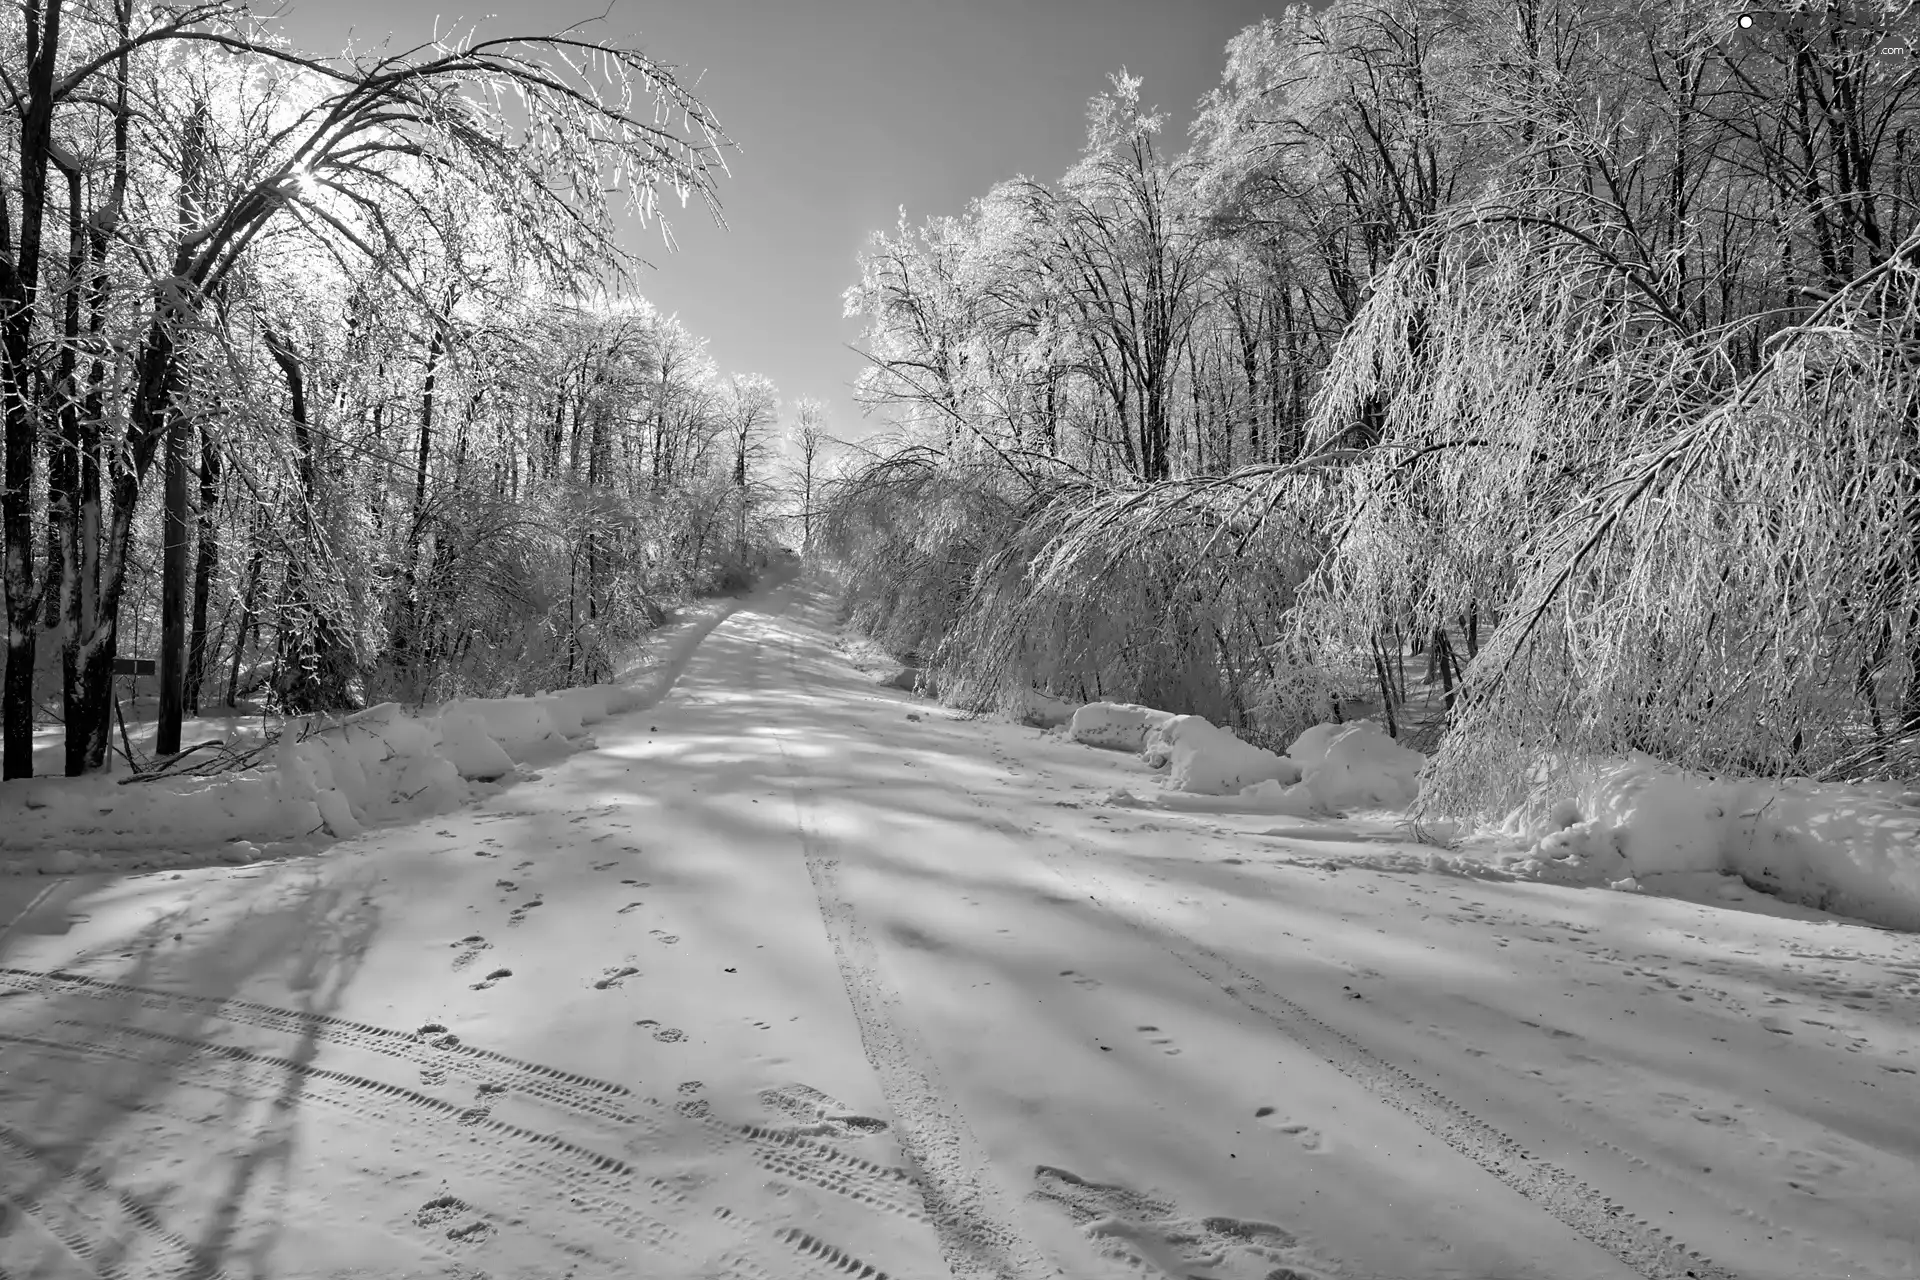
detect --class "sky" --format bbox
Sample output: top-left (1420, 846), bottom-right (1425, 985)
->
top-left (272, 1), bottom-right (1279, 440)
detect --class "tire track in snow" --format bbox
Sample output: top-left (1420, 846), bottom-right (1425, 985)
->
top-left (775, 632), bottom-right (1055, 1280)
top-left (0, 972), bottom-right (918, 1280)
top-left (0, 966), bottom-right (652, 1132)
top-left (0, 1024), bottom-right (680, 1266)
top-left (0, 1123), bottom-right (237, 1280)
top-left (1044, 845), bottom-right (1740, 1280)
top-left (0, 968), bottom-right (924, 1224)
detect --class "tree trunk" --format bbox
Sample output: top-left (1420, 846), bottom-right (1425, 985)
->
top-left (227, 534), bottom-right (264, 708)
top-left (263, 325), bottom-right (351, 713)
top-left (154, 105), bottom-right (207, 758)
top-left (156, 392), bottom-right (190, 755)
top-left (59, 32), bottom-right (125, 776)
top-left (42, 166), bottom-right (83, 641)
top-left (184, 421), bottom-right (220, 714)
top-left (391, 326), bottom-right (445, 690)
top-left (0, 0), bottom-right (66, 779)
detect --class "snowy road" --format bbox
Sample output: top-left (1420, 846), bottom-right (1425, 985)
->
top-left (2, 578), bottom-right (1917, 1280)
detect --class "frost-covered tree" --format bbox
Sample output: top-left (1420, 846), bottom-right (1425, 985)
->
top-left (831, 0), bottom-right (1920, 799)
top-left (0, 2), bottom-right (783, 776)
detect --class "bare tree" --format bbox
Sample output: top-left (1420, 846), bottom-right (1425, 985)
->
top-left (720, 372), bottom-right (778, 574)
top-left (785, 396), bottom-right (830, 551)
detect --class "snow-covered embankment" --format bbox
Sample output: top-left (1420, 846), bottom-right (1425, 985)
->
top-left (1059, 699), bottom-right (1920, 931)
top-left (1496, 755), bottom-right (1920, 930)
top-left (2, 602), bottom-right (738, 874)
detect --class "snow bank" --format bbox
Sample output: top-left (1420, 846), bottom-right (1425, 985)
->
top-left (443, 695), bottom-right (570, 758)
top-left (873, 668), bottom-right (933, 696)
top-left (0, 677), bottom-right (662, 875)
top-left (1068, 702), bottom-right (1179, 753)
top-left (1499, 754), bottom-right (1920, 931)
top-left (1070, 703), bottom-right (1429, 817)
top-left (1021, 689), bottom-right (1080, 729)
top-left (437, 709), bottom-right (516, 781)
top-left (1158, 715), bottom-right (1303, 794)
top-left (1287, 721), bottom-right (1428, 811)
top-left (275, 703), bottom-right (469, 840)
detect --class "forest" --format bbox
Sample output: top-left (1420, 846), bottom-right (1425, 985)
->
top-left (3, 6), bottom-right (1918, 1278)
top-left (0, 0), bottom-right (811, 780)
top-left (830, 0), bottom-right (1920, 823)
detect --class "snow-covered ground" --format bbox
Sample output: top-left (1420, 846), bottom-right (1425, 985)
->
top-left (1, 575), bottom-right (1916, 1280)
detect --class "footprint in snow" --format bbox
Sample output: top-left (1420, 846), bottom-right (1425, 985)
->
top-left (470, 968), bottom-right (513, 991)
top-left (1059, 969), bottom-right (1101, 990)
top-left (1136, 1025), bottom-right (1181, 1056)
top-left (1256, 1106), bottom-right (1329, 1153)
top-left (414, 1194), bottom-right (467, 1228)
top-left (651, 929), bottom-right (680, 945)
top-left (1029, 1164), bottom-right (1326, 1279)
top-left (617, 902), bottom-right (645, 914)
top-left (507, 900), bottom-right (544, 927)
top-left (594, 965), bottom-right (640, 989)
top-left (757, 1082), bottom-right (890, 1138)
top-left (634, 1019), bottom-right (686, 1042)
top-left (449, 936), bottom-right (490, 972)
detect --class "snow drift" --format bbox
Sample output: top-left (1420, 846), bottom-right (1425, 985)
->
top-left (1068, 702), bottom-right (1178, 753)
top-left (1, 690), bottom-right (599, 872)
top-left (1020, 689), bottom-right (1080, 729)
top-left (1069, 702), bottom-right (1428, 816)
top-left (1499, 754), bottom-right (1920, 931)
top-left (1155, 715), bottom-right (1303, 794)
top-left (1, 601), bottom-right (740, 875)
top-left (1288, 721), bottom-right (1428, 811)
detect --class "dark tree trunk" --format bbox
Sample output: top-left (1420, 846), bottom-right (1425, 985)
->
top-left (227, 533), bottom-right (264, 708)
top-left (391, 325), bottom-right (446, 692)
top-left (0, 0), bottom-right (66, 779)
top-left (184, 421), bottom-right (220, 714)
top-left (263, 325), bottom-right (352, 713)
top-left (154, 105), bottom-right (207, 758)
top-left (156, 390), bottom-right (191, 755)
top-left (61, 34), bottom-right (126, 776)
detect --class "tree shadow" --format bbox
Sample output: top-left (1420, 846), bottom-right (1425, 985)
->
top-left (0, 859), bottom-right (382, 1277)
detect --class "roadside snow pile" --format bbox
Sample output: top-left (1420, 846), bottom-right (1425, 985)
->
top-left (0, 685), bottom-right (636, 875)
top-left (1068, 702), bottom-right (1178, 752)
top-left (1287, 721), bottom-right (1427, 810)
top-left (1498, 754), bottom-right (1920, 931)
top-left (1157, 715), bottom-right (1303, 793)
top-left (873, 668), bottom-right (936, 696)
top-left (1021, 689), bottom-right (1080, 729)
top-left (1071, 702), bottom-right (1428, 816)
